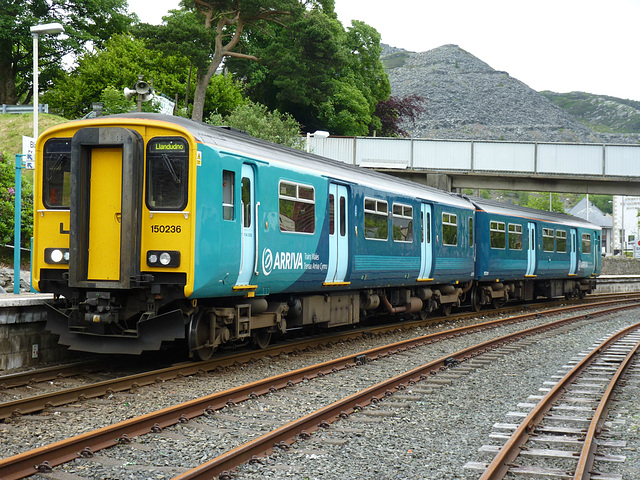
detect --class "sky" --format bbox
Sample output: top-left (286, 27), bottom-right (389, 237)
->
top-left (127, 0), bottom-right (640, 101)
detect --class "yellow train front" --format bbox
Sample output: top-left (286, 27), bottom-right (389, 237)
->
top-left (33, 115), bottom-right (197, 354)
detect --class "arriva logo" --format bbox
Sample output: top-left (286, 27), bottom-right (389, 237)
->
top-left (262, 248), bottom-right (303, 276)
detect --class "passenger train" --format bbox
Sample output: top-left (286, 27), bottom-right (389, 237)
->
top-left (32, 113), bottom-right (601, 359)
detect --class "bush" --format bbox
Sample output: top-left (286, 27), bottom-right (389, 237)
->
top-left (0, 152), bottom-right (33, 248)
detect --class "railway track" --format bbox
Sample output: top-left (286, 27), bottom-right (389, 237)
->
top-left (0, 300), bottom-right (638, 479)
top-left (467, 322), bottom-right (640, 479)
top-left (0, 297), bottom-right (635, 422)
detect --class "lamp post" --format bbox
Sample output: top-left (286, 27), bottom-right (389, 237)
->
top-left (30, 22), bottom-right (64, 141)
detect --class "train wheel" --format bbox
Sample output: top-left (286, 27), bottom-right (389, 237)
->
top-left (491, 298), bottom-right (505, 309)
top-left (470, 287), bottom-right (482, 312)
top-left (251, 330), bottom-right (272, 350)
top-left (188, 310), bottom-right (216, 361)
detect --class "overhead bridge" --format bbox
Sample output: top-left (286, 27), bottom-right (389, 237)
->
top-left (307, 136), bottom-right (640, 195)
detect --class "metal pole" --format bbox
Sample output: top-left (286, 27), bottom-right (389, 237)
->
top-left (14, 154), bottom-right (25, 294)
top-left (32, 32), bottom-right (39, 140)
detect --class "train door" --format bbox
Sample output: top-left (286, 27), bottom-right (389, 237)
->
top-left (569, 228), bottom-right (578, 275)
top-left (87, 148), bottom-right (122, 280)
top-left (325, 183), bottom-right (349, 283)
top-left (525, 222), bottom-right (536, 277)
top-left (68, 127), bottom-right (143, 289)
top-left (237, 164), bottom-right (255, 286)
top-left (419, 203), bottom-right (433, 280)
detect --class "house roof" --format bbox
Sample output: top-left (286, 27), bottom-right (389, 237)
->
top-left (568, 197), bottom-right (612, 228)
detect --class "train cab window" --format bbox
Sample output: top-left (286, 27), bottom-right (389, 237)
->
top-left (543, 228), bottom-right (555, 252)
top-left (490, 221), bottom-right (506, 249)
top-left (222, 170), bottom-right (235, 220)
top-left (392, 204), bottom-right (413, 242)
top-left (146, 138), bottom-right (188, 210)
top-left (468, 217), bottom-right (474, 247)
top-left (508, 224), bottom-right (523, 250)
top-left (364, 198), bottom-right (388, 240)
top-left (43, 138), bottom-right (72, 208)
top-left (279, 181), bottom-right (315, 233)
top-left (442, 213), bottom-right (457, 246)
top-left (556, 230), bottom-right (567, 253)
top-left (582, 233), bottom-right (592, 254)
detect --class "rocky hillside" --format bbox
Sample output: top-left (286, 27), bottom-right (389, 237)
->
top-left (382, 44), bottom-right (640, 144)
top-left (541, 91), bottom-right (640, 135)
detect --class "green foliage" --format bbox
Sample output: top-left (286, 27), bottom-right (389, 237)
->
top-left (0, 153), bottom-right (33, 248)
top-left (226, 5), bottom-right (389, 135)
top-left (206, 101), bottom-right (303, 149)
top-left (583, 194), bottom-right (613, 215)
top-left (100, 86), bottom-right (135, 115)
top-left (0, 0), bottom-right (135, 105)
top-left (524, 193), bottom-right (565, 213)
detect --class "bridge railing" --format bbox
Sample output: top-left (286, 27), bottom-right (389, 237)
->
top-left (307, 136), bottom-right (640, 178)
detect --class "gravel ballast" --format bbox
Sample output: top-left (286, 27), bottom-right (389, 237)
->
top-left (1, 307), bottom-right (637, 479)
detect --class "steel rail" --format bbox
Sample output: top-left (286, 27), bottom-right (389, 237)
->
top-left (170, 304), bottom-right (640, 480)
top-left (480, 320), bottom-right (640, 480)
top-left (0, 300), bottom-right (634, 420)
top-left (0, 297), bottom-right (630, 421)
top-left (0, 302), bottom-right (636, 480)
top-left (573, 336), bottom-right (640, 479)
top-left (0, 359), bottom-right (106, 389)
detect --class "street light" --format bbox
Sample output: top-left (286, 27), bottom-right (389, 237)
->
top-left (30, 22), bottom-right (64, 141)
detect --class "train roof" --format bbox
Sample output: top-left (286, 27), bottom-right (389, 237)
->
top-left (468, 196), bottom-right (601, 230)
top-left (110, 113), bottom-right (474, 210)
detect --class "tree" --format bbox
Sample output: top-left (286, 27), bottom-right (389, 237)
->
top-left (0, 0), bottom-right (135, 105)
top-left (226, 7), bottom-right (390, 135)
top-left (375, 94), bottom-right (426, 137)
top-left (140, 0), bottom-right (312, 122)
top-left (525, 193), bottom-right (565, 213)
top-left (207, 100), bottom-right (302, 148)
top-left (0, 152), bottom-right (33, 248)
top-left (42, 34), bottom-right (245, 119)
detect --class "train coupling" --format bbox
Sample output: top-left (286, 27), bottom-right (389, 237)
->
top-left (81, 292), bottom-right (119, 323)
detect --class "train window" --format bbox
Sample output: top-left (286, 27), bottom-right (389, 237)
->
top-left (468, 217), bottom-right (474, 247)
top-left (340, 196), bottom-right (346, 237)
top-left (329, 194), bottom-right (335, 235)
top-left (508, 224), bottom-right (523, 250)
top-left (222, 170), bottom-right (234, 221)
top-left (279, 181), bottom-right (315, 233)
top-left (442, 213), bottom-right (457, 246)
top-left (392, 204), bottom-right (413, 242)
top-left (556, 230), bottom-right (567, 253)
top-left (490, 221), bottom-right (506, 249)
top-left (364, 198), bottom-right (388, 240)
top-left (543, 228), bottom-right (555, 252)
top-left (242, 177), bottom-right (251, 227)
top-left (43, 138), bottom-right (72, 208)
top-left (582, 233), bottom-right (592, 254)
top-left (146, 138), bottom-right (188, 210)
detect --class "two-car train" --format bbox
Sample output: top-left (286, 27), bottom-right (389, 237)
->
top-left (32, 113), bottom-right (601, 359)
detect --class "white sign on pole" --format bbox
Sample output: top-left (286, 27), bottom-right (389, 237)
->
top-left (22, 136), bottom-right (35, 169)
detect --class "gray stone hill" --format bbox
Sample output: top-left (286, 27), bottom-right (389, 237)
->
top-left (382, 44), bottom-right (639, 144)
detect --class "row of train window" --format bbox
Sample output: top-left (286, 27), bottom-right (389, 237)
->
top-left (43, 137), bottom-right (189, 211)
top-left (490, 221), bottom-right (592, 254)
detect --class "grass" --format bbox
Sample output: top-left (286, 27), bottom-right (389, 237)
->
top-left (0, 113), bottom-right (68, 157)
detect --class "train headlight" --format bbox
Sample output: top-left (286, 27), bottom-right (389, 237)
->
top-left (159, 252), bottom-right (171, 265)
top-left (146, 250), bottom-right (180, 268)
top-left (44, 248), bottom-right (70, 265)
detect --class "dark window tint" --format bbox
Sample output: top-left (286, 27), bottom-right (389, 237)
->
top-left (146, 138), bottom-right (188, 210)
top-left (43, 138), bottom-right (72, 208)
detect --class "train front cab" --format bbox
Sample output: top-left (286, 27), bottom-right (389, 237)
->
top-left (33, 119), bottom-right (196, 353)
